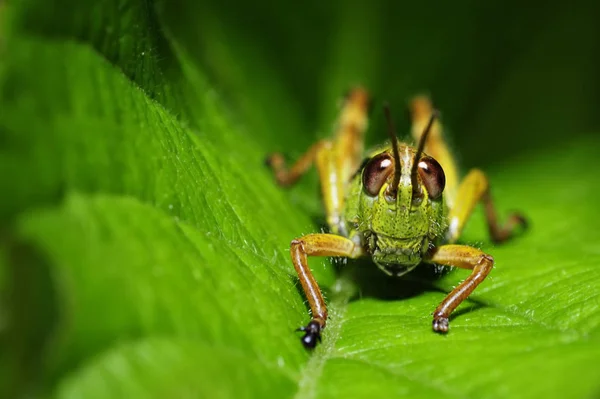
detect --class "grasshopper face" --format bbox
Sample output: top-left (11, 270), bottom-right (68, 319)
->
top-left (351, 144), bottom-right (448, 276)
top-left (267, 89), bottom-right (527, 348)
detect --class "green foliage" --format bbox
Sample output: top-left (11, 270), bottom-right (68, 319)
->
top-left (1, 1), bottom-right (600, 398)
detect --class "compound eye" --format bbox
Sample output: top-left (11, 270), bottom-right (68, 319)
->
top-left (418, 156), bottom-right (445, 199)
top-left (362, 153), bottom-right (394, 196)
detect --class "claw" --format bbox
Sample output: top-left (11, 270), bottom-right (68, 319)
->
top-left (297, 320), bottom-right (322, 349)
top-left (432, 316), bottom-right (449, 333)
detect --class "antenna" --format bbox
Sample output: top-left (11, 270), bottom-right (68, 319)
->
top-left (383, 103), bottom-right (401, 198)
top-left (410, 111), bottom-right (439, 191)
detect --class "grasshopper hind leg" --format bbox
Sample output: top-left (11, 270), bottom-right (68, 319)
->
top-left (266, 88), bottom-right (370, 236)
top-left (446, 168), bottom-right (528, 244)
top-left (265, 139), bottom-right (349, 236)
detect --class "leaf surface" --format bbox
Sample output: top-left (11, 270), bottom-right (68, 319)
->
top-left (1, 1), bottom-right (600, 398)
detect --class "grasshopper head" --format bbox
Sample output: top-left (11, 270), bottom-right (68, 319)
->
top-left (356, 109), bottom-right (447, 275)
top-left (361, 146), bottom-right (445, 209)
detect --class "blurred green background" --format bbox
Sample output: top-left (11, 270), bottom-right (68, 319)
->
top-left (1, 1), bottom-right (600, 398)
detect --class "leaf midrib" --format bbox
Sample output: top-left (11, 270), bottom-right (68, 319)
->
top-left (293, 280), bottom-right (353, 399)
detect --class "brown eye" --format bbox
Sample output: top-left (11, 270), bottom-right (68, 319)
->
top-left (362, 153), bottom-right (393, 196)
top-left (418, 156), bottom-right (445, 199)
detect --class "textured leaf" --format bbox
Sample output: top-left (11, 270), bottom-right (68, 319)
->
top-left (1, 1), bottom-right (600, 398)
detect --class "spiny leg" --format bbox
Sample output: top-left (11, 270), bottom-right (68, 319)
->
top-left (290, 234), bottom-right (363, 348)
top-left (426, 244), bottom-right (494, 332)
top-left (446, 168), bottom-right (527, 244)
top-left (267, 87), bottom-right (370, 235)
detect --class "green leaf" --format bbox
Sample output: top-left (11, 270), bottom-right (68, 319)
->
top-left (2, 1), bottom-right (600, 398)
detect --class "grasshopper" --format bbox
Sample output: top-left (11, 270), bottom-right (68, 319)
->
top-left (267, 88), bottom-right (526, 348)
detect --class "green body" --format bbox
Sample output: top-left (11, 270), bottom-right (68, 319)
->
top-left (343, 143), bottom-right (449, 276)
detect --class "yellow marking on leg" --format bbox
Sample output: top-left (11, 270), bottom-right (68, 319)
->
top-left (333, 87), bottom-right (370, 184)
top-left (315, 141), bottom-right (343, 234)
top-left (447, 168), bottom-right (527, 243)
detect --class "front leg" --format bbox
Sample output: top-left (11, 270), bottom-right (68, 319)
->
top-left (290, 234), bottom-right (363, 348)
top-left (426, 244), bottom-right (494, 332)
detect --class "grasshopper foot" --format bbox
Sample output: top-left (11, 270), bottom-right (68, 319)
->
top-left (264, 153), bottom-right (294, 187)
top-left (264, 153), bottom-right (280, 167)
top-left (508, 211), bottom-right (529, 235)
top-left (491, 211), bottom-right (529, 244)
top-left (297, 320), bottom-right (322, 349)
top-left (432, 316), bottom-right (449, 333)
